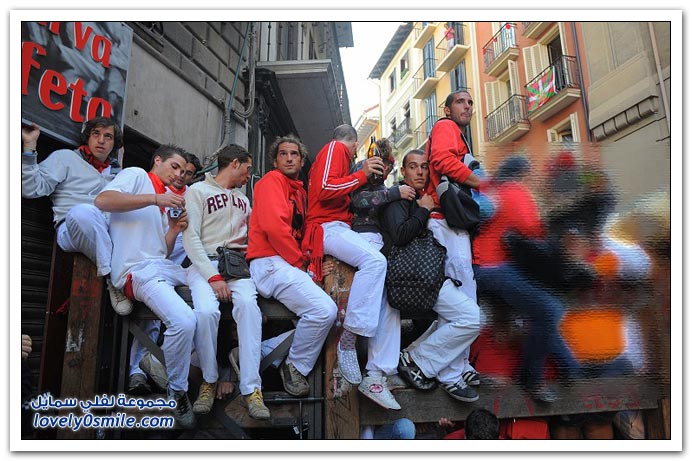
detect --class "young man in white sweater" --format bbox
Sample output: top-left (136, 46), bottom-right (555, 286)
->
top-left (182, 144), bottom-right (270, 420)
top-left (21, 117), bottom-right (132, 315)
top-left (95, 144), bottom-right (196, 429)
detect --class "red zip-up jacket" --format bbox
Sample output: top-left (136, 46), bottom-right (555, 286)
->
top-left (302, 139), bottom-right (367, 279)
top-left (246, 169), bottom-right (307, 268)
top-left (425, 118), bottom-right (473, 216)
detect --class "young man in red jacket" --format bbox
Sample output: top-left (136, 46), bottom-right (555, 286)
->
top-left (399, 90), bottom-right (482, 402)
top-left (246, 135), bottom-right (338, 397)
top-left (302, 124), bottom-right (386, 385)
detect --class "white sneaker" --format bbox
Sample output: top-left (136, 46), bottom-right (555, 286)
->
top-left (106, 278), bottom-right (133, 315)
top-left (358, 375), bottom-right (401, 410)
top-left (139, 352), bottom-right (168, 391)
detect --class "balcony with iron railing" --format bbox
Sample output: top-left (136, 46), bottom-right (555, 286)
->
top-left (411, 58), bottom-right (440, 100)
top-left (414, 109), bottom-right (446, 149)
top-left (389, 117), bottom-right (414, 148)
top-left (435, 23), bottom-right (471, 73)
top-left (486, 94), bottom-right (531, 143)
top-left (483, 23), bottom-right (519, 78)
top-left (525, 55), bottom-right (581, 122)
top-left (521, 21), bottom-right (553, 39)
top-left (413, 21), bottom-right (437, 49)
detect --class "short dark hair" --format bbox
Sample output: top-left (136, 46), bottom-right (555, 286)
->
top-left (268, 134), bottom-right (307, 162)
top-left (402, 149), bottom-right (426, 168)
top-left (332, 124), bottom-right (357, 144)
top-left (444, 89), bottom-right (472, 109)
top-left (465, 409), bottom-right (500, 440)
top-left (80, 116), bottom-right (123, 151)
top-left (185, 153), bottom-right (202, 172)
top-left (375, 138), bottom-right (395, 165)
top-left (151, 144), bottom-right (191, 169)
top-left (217, 143), bottom-right (252, 171)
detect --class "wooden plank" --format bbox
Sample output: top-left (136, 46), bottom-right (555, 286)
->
top-left (645, 397), bottom-right (671, 439)
top-left (322, 257), bottom-right (360, 440)
top-left (57, 254), bottom-right (105, 440)
top-left (222, 391), bottom-right (313, 428)
top-left (38, 240), bottom-right (72, 396)
top-left (360, 376), bottom-right (663, 426)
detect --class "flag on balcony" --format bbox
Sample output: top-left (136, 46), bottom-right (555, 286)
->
top-left (527, 66), bottom-right (556, 113)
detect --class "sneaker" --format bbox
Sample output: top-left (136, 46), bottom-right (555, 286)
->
top-left (228, 347), bottom-right (240, 383)
top-left (397, 351), bottom-right (436, 391)
top-left (386, 373), bottom-right (408, 391)
top-left (441, 380), bottom-right (479, 403)
top-left (244, 388), bottom-right (271, 420)
top-left (167, 388), bottom-right (196, 429)
top-left (192, 381), bottom-right (217, 414)
top-left (280, 361), bottom-right (309, 397)
top-left (106, 278), bottom-right (133, 315)
top-left (337, 342), bottom-right (362, 385)
top-left (526, 383), bottom-right (559, 403)
top-left (139, 352), bottom-right (168, 391)
top-left (127, 373), bottom-right (151, 395)
top-left (358, 376), bottom-right (401, 410)
top-left (462, 370), bottom-right (481, 386)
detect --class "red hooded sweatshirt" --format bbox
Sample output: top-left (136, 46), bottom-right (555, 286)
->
top-left (302, 140), bottom-right (367, 279)
top-left (246, 169), bottom-right (307, 267)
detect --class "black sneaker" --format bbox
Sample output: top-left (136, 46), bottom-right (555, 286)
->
top-left (462, 370), bottom-right (481, 386)
top-left (397, 351), bottom-right (436, 391)
top-left (441, 380), bottom-right (479, 402)
top-left (167, 388), bottom-right (196, 429)
top-left (525, 384), bottom-right (558, 403)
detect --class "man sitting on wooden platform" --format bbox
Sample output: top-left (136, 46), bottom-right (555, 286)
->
top-left (95, 144), bottom-right (196, 429)
top-left (246, 135), bottom-right (337, 398)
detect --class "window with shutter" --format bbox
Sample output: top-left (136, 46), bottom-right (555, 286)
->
top-left (508, 60), bottom-right (520, 95)
top-left (570, 112), bottom-right (581, 142)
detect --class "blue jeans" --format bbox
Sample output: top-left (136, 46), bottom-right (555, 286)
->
top-left (374, 418), bottom-right (416, 439)
top-left (476, 264), bottom-right (581, 388)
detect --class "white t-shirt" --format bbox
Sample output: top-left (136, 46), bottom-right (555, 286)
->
top-left (102, 167), bottom-right (170, 289)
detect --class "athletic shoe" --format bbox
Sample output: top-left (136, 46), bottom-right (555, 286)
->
top-left (127, 373), bottom-right (151, 395)
top-left (192, 381), bottom-right (217, 414)
top-left (386, 373), bottom-right (408, 391)
top-left (337, 343), bottom-right (362, 385)
top-left (462, 370), bottom-right (481, 386)
top-left (106, 278), bottom-right (133, 315)
top-left (244, 388), bottom-right (271, 420)
top-left (280, 361), bottom-right (309, 397)
top-left (397, 351), bottom-right (436, 391)
top-left (526, 384), bottom-right (559, 403)
top-left (358, 376), bottom-right (401, 410)
top-left (139, 352), bottom-right (168, 391)
top-left (441, 380), bottom-right (479, 403)
top-left (167, 388), bottom-right (196, 429)
top-left (228, 347), bottom-right (240, 383)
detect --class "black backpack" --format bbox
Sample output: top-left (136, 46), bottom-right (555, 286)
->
top-left (427, 120), bottom-right (481, 234)
top-left (385, 230), bottom-right (447, 316)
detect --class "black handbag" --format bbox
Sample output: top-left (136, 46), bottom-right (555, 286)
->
top-left (216, 247), bottom-right (250, 280)
top-left (385, 230), bottom-right (447, 316)
top-left (436, 175), bottom-right (481, 234)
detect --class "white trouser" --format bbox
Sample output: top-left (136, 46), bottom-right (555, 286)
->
top-left (250, 256), bottom-right (337, 376)
top-left (408, 279), bottom-right (480, 385)
top-left (129, 320), bottom-right (161, 376)
top-left (56, 204), bottom-right (112, 277)
top-left (358, 232), bottom-right (401, 377)
top-left (167, 232), bottom-right (187, 266)
top-left (322, 222), bottom-right (387, 338)
top-left (409, 218), bottom-right (481, 384)
top-left (187, 261), bottom-right (262, 395)
top-left (130, 260), bottom-right (195, 392)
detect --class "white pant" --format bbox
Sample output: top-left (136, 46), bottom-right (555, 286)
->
top-left (358, 232), bottom-right (401, 377)
top-left (130, 259), bottom-right (195, 392)
top-left (56, 204), bottom-right (112, 277)
top-left (187, 261), bottom-right (262, 395)
top-left (408, 279), bottom-right (480, 385)
top-left (406, 218), bottom-right (481, 385)
top-left (250, 256), bottom-right (337, 376)
top-left (322, 222), bottom-right (387, 338)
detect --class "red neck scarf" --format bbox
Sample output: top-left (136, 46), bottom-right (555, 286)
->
top-left (79, 145), bottom-right (111, 173)
top-left (169, 185), bottom-right (186, 195)
top-left (147, 172), bottom-right (167, 214)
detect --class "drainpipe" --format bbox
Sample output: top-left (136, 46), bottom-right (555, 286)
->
top-left (649, 22), bottom-right (671, 135)
top-left (571, 22), bottom-right (592, 142)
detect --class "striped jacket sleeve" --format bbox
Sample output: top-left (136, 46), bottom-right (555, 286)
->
top-left (315, 141), bottom-right (367, 202)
